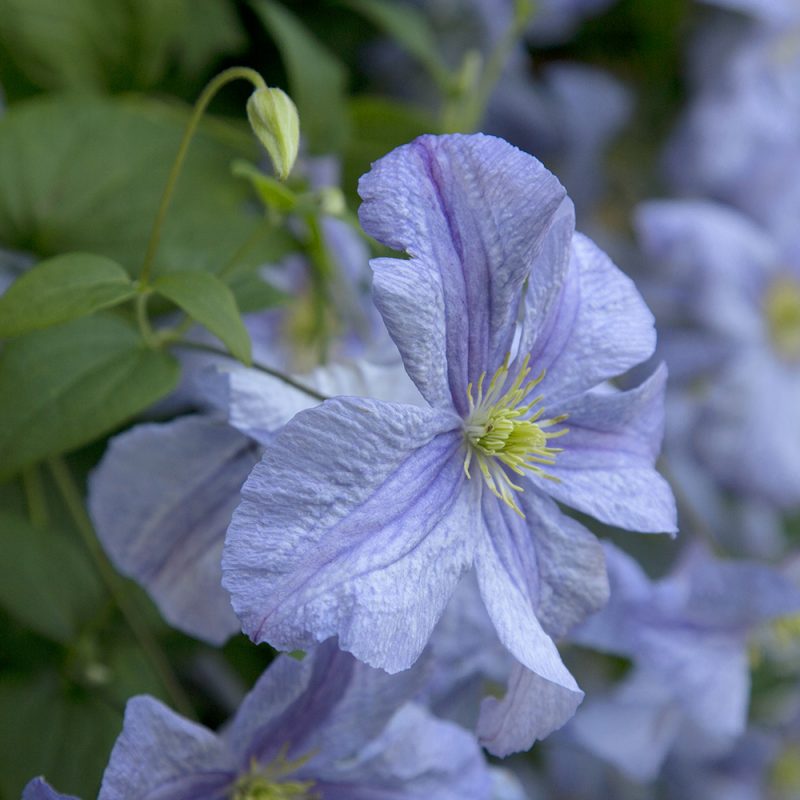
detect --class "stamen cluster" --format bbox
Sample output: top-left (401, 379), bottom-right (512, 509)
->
top-left (231, 752), bottom-right (318, 800)
top-left (765, 275), bottom-right (800, 361)
top-left (463, 354), bottom-right (568, 516)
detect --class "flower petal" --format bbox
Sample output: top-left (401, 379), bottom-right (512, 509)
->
top-left (477, 662), bottom-right (583, 757)
top-left (22, 778), bottom-right (79, 800)
top-left (359, 133), bottom-right (567, 414)
top-left (474, 493), bottom-right (581, 700)
top-left (223, 398), bottom-right (476, 673)
top-left (225, 641), bottom-right (426, 771)
top-left (99, 696), bottom-right (233, 800)
top-left (522, 232), bottom-right (657, 405)
top-left (317, 703), bottom-right (492, 800)
top-left (89, 416), bottom-right (258, 644)
top-left (222, 358), bottom-right (423, 446)
top-left (531, 493), bottom-right (609, 639)
top-left (538, 364), bottom-right (678, 534)
top-left (569, 672), bottom-right (683, 782)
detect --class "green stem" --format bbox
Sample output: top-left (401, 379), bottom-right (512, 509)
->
top-left (172, 340), bottom-right (330, 403)
top-left (22, 465), bottom-right (48, 528)
top-left (135, 291), bottom-right (156, 346)
top-left (139, 66), bottom-right (268, 285)
top-left (48, 457), bottom-right (196, 719)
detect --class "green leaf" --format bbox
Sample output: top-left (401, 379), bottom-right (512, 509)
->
top-left (0, 253), bottom-right (135, 338)
top-left (0, 671), bottom-right (121, 799)
top-left (0, 512), bottom-right (104, 643)
top-left (0, 0), bottom-right (183, 95)
top-left (0, 94), bottom-right (268, 278)
top-left (230, 272), bottom-right (290, 314)
top-left (341, 0), bottom-right (450, 88)
top-left (250, 0), bottom-right (350, 154)
top-left (0, 315), bottom-right (180, 478)
top-left (154, 270), bottom-right (252, 364)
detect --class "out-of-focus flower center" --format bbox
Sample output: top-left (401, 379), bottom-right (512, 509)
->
top-left (463, 354), bottom-right (568, 516)
top-left (764, 275), bottom-right (800, 361)
top-left (231, 752), bottom-right (317, 800)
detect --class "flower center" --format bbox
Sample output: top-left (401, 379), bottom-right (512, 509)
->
top-left (231, 751), bottom-right (317, 800)
top-left (463, 354), bottom-right (568, 516)
top-left (764, 275), bottom-right (800, 361)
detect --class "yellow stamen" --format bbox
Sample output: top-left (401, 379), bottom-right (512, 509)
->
top-left (765, 274), bottom-right (800, 361)
top-left (463, 354), bottom-right (568, 516)
top-left (230, 747), bottom-right (318, 800)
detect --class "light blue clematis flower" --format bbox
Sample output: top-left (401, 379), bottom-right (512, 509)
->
top-left (569, 542), bottom-right (800, 781)
top-left (24, 641), bottom-right (493, 800)
top-left (636, 198), bottom-right (800, 509)
top-left (223, 134), bottom-right (676, 753)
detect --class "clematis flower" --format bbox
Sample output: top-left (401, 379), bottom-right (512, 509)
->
top-left (223, 133), bottom-right (676, 752)
top-left (569, 542), bottom-right (800, 781)
top-left (636, 198), bottom-right (800, 509)
top-left (24, 641), bottom-right (493, 800)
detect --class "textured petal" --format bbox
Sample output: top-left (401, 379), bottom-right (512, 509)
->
top-left (537, 365), bottom-right (677, 534)
top-left (222, 358), bottom-right (423, 446)
top-left (523, 232), bottom-right (657, 405)
top-left (425, 571), bottom-right (514, 728)
top-left (89, 416), bottom-right (259, 644)
top-left (22, 778), bottom-right (79, 800)
top-left (225, 641), bottom-right (425, 772)
top-left (223, 398), bottom-right (476, 673)
top-left (359, 133), bottom-right (567, 414)
top-left (478, 661), bottom-right (583, 757)
top-left (317, 704), bottom-right (492, 800)
top-left (474, 493), bottom-right (581, 696)
top-left (532, 494), bottom-right (609, 639)
top-left (99, 696), bottom-right (233, 800)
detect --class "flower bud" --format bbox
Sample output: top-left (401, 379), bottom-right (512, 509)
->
top-left (246, 87), bottom-right (300, 182)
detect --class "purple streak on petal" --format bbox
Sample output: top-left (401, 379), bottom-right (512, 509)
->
top-left (89, 416), bottom-right (258, 644)
top-left (539, 365), bottom-right (678, 534)
top-left (359, 133), bottom-right (567, 414)
top-left (223, 398), bottom-right (476, 673)
top-left (524, 233), bottom-right (657, 405)
top-left (226, 642), bottom-right (426, 773)
top-left (99, 696), bottom-right (233, 800)
top-left (478, 661), bottom-right (583, 757)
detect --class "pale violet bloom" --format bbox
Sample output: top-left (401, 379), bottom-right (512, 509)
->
top-left (636, 199), bottom-right (800, 509)
top-left (569, 542), bottom-right (800, 781)
top-left (224, 134), bottom-right (676, 753)
top-left (26, 642), bottom-right (493, 800)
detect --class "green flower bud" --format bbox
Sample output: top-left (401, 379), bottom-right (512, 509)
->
top-left (247, 87), bottom-right (300, 182)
